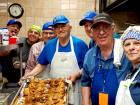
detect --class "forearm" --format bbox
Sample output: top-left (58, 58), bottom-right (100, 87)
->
top-left (25, 59), bottom-right (37, 75)
top-left (75, 70), bottom-right (82, 79)
top-left (81, 87), bottom-right (91, 105)
top-left (24, 64), bottom-right (45, 77)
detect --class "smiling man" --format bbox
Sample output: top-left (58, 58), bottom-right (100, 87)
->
top-left (23, 15), bottom-right (88, 105)
top-left (7, 19), bottom-right (22, 37)
top-left (79, 11), bottom-right (97, 48)
top-left (81, 13), bottom-right (131, 105)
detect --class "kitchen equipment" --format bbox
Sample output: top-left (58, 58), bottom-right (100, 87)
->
top-left (0, 93), bottom-right (10, 105)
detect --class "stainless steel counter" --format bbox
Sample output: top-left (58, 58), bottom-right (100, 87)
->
top-left (0, 83), bottom-right (20, 105)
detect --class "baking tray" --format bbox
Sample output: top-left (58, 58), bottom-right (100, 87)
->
top-left (10, 78), bottom-right (72, 105)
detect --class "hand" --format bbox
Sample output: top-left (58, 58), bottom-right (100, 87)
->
top-left (18, 75), bottom-right (33, 85)
top-left (67, 74), bottom-right (77, 84)
top-left (18, 76), bottom-right (26, 85)
top-left (67, 71), bottom-right (82, 84)
top-left (13, 61), bottom-right (26, 69)
top-left (13, 61), bottom-right (20, 69)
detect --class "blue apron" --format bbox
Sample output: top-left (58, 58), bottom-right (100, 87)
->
top-left (91, 58), bottom-right (119, 105)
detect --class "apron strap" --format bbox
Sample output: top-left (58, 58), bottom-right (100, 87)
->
top-left (130, 68), bottom-right (140, 82)
top-left (56, 38), bottom-right (59, 53)
top-left (56, 36), bottom-right (74, 53)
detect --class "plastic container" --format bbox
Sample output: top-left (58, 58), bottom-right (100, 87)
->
top-left (1, 28), bottom-right (9, 46)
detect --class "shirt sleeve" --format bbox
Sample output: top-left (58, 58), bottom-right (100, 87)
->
top-left (81, 52), bottom-right (92, 87)
top-left (37, 45), bottom-right (49, 65)
top-left (76, 38), bottom-right (88, 69)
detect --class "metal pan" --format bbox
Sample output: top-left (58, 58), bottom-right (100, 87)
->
top-left (11, 78), bottom-right (72, 105)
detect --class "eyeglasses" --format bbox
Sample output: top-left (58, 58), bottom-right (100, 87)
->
top-left (91, 24), bottom-right (112, 33)
top-left (43, 32), bottom-right (54, 35)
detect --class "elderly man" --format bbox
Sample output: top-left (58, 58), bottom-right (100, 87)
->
top-left (81, 13), bottom-right (131, 105)
top-left (23, 15), bottom-right (88, 105)
top-left (79, 10), bottom-right (97, 48)
top-left (24, 22), bottom-right (56, 78)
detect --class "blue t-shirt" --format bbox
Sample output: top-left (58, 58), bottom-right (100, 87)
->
top-left (81, 45), bottom-right (132, 87)
top-left (38, 36), bottom-right (88, 69)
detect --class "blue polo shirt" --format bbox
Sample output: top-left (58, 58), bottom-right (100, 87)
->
top-left (81, 45), bottom-right (132, 87)
top-left (38, 36), bottom-right (88, 69)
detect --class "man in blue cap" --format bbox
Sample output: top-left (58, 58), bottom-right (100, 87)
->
top-left (24, 22), bottom-right (56, 78)
top-left (22, 15), bottom-right (88, 105)
top-left (7, 19), bottom-right (22, 37)
top-left (79, 10), bottom-right (97, 48)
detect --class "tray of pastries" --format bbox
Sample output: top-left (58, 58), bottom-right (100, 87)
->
top-left (11, 77), bottom-right (71, 105)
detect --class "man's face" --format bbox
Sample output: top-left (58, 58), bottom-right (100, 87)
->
top-left (84, 21), bottom-right (93, 38)
top-left (42, 29), bottom-right (56, 42)
top-left (27, 29), bottom-right (40, 44)
top-left (123, 39), bottom-right (140, 64)
top-left (53, 23), bottom-right (71, 40)
top-left (91, 22), bottom-right (114, 47)
top-left (7, 24), bottom-right (20, 37)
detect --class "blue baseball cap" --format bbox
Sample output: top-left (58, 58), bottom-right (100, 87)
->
top-left (7, 19), bottom-right (22, 28)
top-left (53, 15), bottom-right (69, 25)
top-left (79, 11), bottom-right (97, 26)
top-left (42, 22), bottom-right (53, 30)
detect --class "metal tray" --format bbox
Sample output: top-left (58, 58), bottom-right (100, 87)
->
top-left (11, 78), bottom-right (72, 105)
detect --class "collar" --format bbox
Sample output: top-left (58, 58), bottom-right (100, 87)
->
top-left (96, 46), bottom-right (114, 61)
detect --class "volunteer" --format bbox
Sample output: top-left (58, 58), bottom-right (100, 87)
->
top-left (115, 26), bottom-right (140, 105)
top-left (79, 10), bottom-right (97, 48)
top-left (81, 13), bottom-right (131, 105)
top-left (24, 22), bottom-right (56, 78)
top-left (0, 19), bottom-right (22, 83)
top-left (23, 15), bottom-right (88, 105)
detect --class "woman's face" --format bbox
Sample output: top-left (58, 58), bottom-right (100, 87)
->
top-left (123, 39), bottom-right (140, 64)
